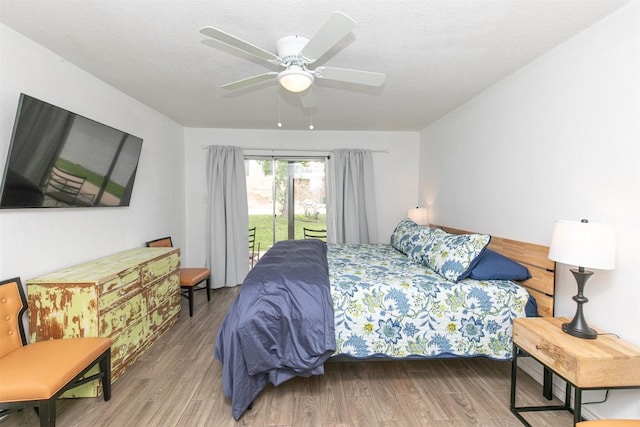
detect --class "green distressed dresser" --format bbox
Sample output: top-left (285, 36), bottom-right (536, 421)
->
top-left (26, 247), bottom-right (181, 397)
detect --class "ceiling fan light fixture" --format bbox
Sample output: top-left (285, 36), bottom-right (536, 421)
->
top-left (278, 66), bottom-right (314, 93)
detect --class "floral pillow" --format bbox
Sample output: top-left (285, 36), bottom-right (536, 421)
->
top-left (390, 219), bottom-right (490, 282)
top-left (418, 230), bottom-right (491, 282)
top-left (406, 226), bottom-right (441, 265)
top-left (390, 218), bottom-right (422, 254)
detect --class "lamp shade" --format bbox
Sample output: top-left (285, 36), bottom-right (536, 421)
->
top-left (278, 66), bottom-right (314, 93)
top-left (548, 220), bottom-right (615, 270)
top-left (407, 207), bottom-right (429, 226)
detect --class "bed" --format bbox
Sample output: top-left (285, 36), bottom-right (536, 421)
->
top-left (215, 220), bottom-right (556, 420)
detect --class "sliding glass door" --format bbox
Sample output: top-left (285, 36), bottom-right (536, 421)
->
top-left (246, 157), bottom-right (326, 253)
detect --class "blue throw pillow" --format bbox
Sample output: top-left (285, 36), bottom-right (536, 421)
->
top-left (468, 249), bottom-right (531, 281)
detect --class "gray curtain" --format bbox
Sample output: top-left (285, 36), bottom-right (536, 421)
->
top-left (205, 146), bottom-right (249, 288)
top-left (327, 149), bottom-right (378, 243)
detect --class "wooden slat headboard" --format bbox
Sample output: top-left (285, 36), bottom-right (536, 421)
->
top-left (436, 225), bottom-right (556, 317)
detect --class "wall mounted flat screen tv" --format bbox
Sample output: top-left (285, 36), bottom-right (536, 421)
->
top-left (0, 93), bottom-right (143, 209)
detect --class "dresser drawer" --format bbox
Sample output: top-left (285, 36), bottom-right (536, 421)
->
top-left (100, 290), bottom-right (145, 337)
top-left (514, 322), bottom-right (578, 382)
top-left (145, 272), bottom-right (180, 312)
top-left (99, 278), bottom-right (141, 312)
top-left (141, 252), bottom-right (180, 284)
top-left (110, 321), bottom-right (147, 370)
top-left (99, 267), bottom-right (140, 295)
top-left (146, 291), bottom-right (181, 334)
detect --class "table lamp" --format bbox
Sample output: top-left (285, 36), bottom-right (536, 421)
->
top-left (407, 207), bottom-right (429, 226)
top-left (548, 219), bottom-right (615, 339)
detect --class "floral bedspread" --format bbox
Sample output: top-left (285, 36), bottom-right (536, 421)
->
top-left (328, 243), bottom-right (531, 360)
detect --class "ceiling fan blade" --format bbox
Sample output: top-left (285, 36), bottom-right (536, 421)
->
top-left (299, 87), bottom-right (317, 109)
top-left (221, 72), bottom-right (278, 90)
top-left (200, 26), bottom-right (279, 63)
top-left (300, 12), bottom-right (356, 63)
top-left (315, 67), bottom-right (385, 87)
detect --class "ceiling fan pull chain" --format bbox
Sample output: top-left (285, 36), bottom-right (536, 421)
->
top-left (277, 86), bottom-right (283, 128)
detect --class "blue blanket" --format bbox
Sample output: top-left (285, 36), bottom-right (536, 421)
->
top-left (214, 239), bottom-right (336, 420)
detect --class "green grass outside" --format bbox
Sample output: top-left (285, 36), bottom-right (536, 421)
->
top-left (249, 214), bottom-right (326, 251)
top-left (56, 158), bottom-right (125, 198)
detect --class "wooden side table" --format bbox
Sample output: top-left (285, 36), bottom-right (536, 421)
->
top-left (510, 317), bottom-right (640, 426)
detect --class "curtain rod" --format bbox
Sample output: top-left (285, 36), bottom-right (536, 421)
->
top-left (200, 146), bottom-right (389, 153)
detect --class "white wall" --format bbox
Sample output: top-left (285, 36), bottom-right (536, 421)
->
top-left (0, 24), bottom-right (186, 280)
top-left (183, 128), bottom-right (420, 266)
top-left (419, 2), bottom-right (640, 419)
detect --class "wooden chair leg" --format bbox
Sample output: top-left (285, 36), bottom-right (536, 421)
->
top-left (37, 399), bottom-right (55, 427)
top-left (206, 278), bottom-right (211, 302)
top-left (188, 287), bottom-right (194, 317)
top-left (100, 348), bottom-right (112, 401)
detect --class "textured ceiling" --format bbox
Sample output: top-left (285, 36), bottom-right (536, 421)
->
top-left (0, 0), bottom-right (630, 131)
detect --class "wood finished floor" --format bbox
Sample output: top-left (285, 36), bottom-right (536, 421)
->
top-left (2, 286), bottom-right (575, 426)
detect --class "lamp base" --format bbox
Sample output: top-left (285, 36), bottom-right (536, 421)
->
top-left (562, 268), bottom-right (598, 340)
top-left (562, 322), bottom-right (597, 339)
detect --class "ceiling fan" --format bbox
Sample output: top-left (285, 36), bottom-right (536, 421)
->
top-left (199, 12), bottom-right (385, 107)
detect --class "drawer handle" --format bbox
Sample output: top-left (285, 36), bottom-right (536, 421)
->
top-left (119, 289), bottom-right (126, 296)
top-left (120, 315), bottom-right (126, 322)
top-left (536, 344), bottom-right (547, 350)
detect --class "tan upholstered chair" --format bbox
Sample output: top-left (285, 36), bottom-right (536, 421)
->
top-left (577, 421), bottom-right (640, 427)
top-left (0, 277), bottom-right (112, 427)
top-left (146, 237), bottom-right (211, 316)
top-left (303, 227), bottom-right (327, 241)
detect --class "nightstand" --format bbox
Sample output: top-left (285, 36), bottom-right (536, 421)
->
top-left (510, 317), bottom-right (640, 426)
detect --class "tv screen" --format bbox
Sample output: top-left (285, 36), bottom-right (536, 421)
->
top-left (0, 93), bottom-right (143, 209)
